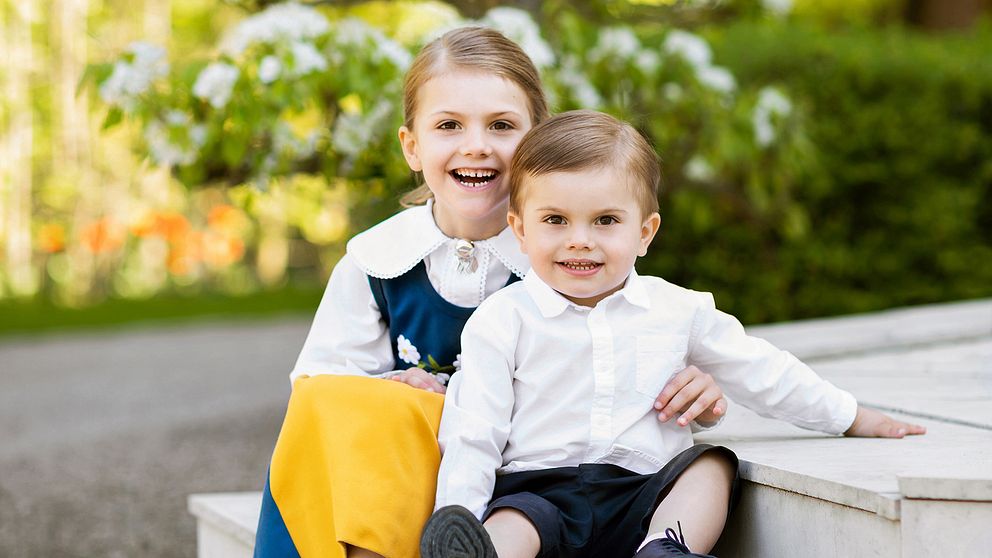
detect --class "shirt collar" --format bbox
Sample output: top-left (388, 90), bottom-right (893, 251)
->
top-left (523, 267), bottom-right (651, 318)
top-left (346, 200), bottom-right (529, 280)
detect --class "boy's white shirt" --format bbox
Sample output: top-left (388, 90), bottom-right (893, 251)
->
top-left (289, 200), bottom-right (528, 382)
top-left (435, 268), bottom-right (859, 519)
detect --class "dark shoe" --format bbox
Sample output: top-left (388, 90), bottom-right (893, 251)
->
top-left (633, 522), bottom-right (716, 558)
top-left (420, 505), bottom-right (498, 558)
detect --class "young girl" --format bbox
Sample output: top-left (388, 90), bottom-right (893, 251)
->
top-left (253, 26), bottom-right (921, 558)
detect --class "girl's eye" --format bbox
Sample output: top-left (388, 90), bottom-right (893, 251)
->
top-left (437, 121), bottom-right (460, 130)
top-left (544, 215), bottom-right (565, 225)
top-left (491, 120), bottom-right (513, 131)
top-left (596, 216), bottom-right (619, 225)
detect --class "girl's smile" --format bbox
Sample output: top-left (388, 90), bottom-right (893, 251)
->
top-left (399, 70), bottom-right (533, 240)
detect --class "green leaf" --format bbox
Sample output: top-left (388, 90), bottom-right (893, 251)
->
top-left (102, 108), bottom-right (123, 130)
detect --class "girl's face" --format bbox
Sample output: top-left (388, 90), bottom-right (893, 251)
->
top-left (399, 70), bottom-right (533, 240)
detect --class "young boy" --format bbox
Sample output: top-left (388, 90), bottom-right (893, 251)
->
top-left (420, 110), bottom-right (925, 558)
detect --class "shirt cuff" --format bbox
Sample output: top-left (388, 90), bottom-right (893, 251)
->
top-left (690, 412), bottom-right (726, 433)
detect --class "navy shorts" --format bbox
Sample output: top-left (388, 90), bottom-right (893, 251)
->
top-left (481, 444), bottom-right (739, 558)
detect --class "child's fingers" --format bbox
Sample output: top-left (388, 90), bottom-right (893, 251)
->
top-left (656, 375), bottom-right (707, 422)
top-left (676, 386), bottom-right (723, 426)
top-left (653, 366), bottom-right (702, 413)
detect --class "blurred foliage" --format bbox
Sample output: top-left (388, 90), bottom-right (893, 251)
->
top-left (680, 19), bottom-right (992, 322)
top-left (4, 0), bottom-right (991, 326)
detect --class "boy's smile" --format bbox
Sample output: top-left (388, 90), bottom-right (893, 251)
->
top-left (508, 166), bottom-right (661, 307)
top-left (398, 70), bottom-right (532, 240)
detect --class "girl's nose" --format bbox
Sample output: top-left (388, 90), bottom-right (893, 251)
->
top-left (460, 127), bottom-right (493, 157)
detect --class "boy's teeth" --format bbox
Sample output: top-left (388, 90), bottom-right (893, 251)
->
top-left (563, 262), bottom-right (598, 270)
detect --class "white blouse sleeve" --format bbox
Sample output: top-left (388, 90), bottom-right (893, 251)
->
top-left (688, 293), bottom-right (858, 435)
top-left (289, 253), bottom-right (396, 383)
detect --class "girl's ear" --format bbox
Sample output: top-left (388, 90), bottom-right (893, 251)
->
top-left (507, 212), bottom-right (528, 254)
top-left (638, 212), bottom-right (661, 257)
top-left (398, 126), bottom-right (422, 172)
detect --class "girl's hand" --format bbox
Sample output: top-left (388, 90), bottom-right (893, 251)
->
top-left (653, 365), bottom-right (728, 427)
top-left (390, 367), bottom-right (447, 394)
top-left (844, 405), bottom-right (926, 438)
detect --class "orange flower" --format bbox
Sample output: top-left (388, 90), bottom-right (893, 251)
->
top-left (155, 212), bottom-right (191, 243)
top-left (80, 218), bottom-right (125, 254)
top-left (207, 204), bottom-right (248, 236)
top-left (167, 230), bottom-right (202, 275)
top-left (38, 223), bottom-right (66, 253)
top-left (202, 230), bottom-right (245, 268)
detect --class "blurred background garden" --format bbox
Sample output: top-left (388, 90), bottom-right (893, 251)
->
top-left (3, 0), bottom-right (991, 336)
top-left (2, 1), bottom-right (992, 557)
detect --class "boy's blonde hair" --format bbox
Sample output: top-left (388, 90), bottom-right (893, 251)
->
top-left (399, 27), bottom-right (550, 207)
top-left (508, 110), bottom-right (661, 217)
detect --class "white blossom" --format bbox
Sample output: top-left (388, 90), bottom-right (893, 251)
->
top-left (635, 50), bottom-right (662, 74)
top-left (331, 18), bottom-right (411, 71)
top-left (397, 335), bottom-right (421, 366)
top-left (144, 112), bottom-right (206, 167)
top-left (221, 2), bottom-right (330, 55)
top-left (762, 0), bottom-right (793, 16)
top-left (375, 39), bottom-right (413, 71)
top-left (696, 65), bottom-right (736, 95)
top-left (99, 42), bottom-right (169, 108)
top-left (753, 86), bottom-right (793, 147)
top-left (479, 7), bottom-right (555, 69)
top-left (685, 156), bottom-right (716, 182)
top-left (193, 63), bottom-right (240, 109)
top-left (663, 83), bottom-right (684, 102)
top-left (290, 41), bottom-right (327, 75)
top-left (663, 30), bottom-right (712, 70)
top-left (332, 99), bottom-right (394, 157)
top-left (558, 56), bottom-right (602, 109)
top-left (590, 27), bottom-right (641, 61)
top-left (258, 56), bottom-right (282, 84)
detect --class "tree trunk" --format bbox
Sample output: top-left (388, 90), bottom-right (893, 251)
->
top-left (905, 0), bottom-right (988, 30)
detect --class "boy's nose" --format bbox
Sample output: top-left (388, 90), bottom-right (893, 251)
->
top-left (459, 128), bottom-right (493, 157)
top-left (567, 228), bottom-right (594, 249)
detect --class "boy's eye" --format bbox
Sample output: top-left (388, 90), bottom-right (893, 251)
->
top-left (596, 216), bottom-right (619, 225)
top-left (437, 121), bottom-right (460, 130)
top-left (543, 215), bottom-right (566, 225)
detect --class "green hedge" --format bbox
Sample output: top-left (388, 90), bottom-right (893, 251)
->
top-left (639, 21), bottom-right (992, 324)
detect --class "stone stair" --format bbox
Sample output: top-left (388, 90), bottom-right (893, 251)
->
top-left (189, 298), bottom-right (992, 557)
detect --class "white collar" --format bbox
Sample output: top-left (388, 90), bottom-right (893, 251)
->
top-left (346, 200), bottom-right (530, 280)
top-left (523, 267), bottom-right (651, 318)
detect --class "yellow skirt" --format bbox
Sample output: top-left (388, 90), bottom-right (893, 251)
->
top-left (268, 375), bottom-right (445, 558)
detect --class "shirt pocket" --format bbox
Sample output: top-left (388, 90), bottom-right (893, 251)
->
top-left (634, 334), bottom-right (689, 398)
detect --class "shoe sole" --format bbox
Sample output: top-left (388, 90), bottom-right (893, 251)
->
top-left (420, 505), bottom-right (497, 558)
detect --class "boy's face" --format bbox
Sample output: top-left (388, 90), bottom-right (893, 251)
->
top-left (508, 166), bottom-right (660, 307)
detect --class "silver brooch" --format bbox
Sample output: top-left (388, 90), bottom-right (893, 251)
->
top-left (455, 239), bottom-right (478, 273)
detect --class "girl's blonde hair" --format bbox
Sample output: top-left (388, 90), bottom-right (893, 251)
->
top-left (399, 26), bottom-right (550, 207)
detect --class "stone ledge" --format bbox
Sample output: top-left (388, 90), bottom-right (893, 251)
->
top-left (747, 298), bottom-right (992, 360)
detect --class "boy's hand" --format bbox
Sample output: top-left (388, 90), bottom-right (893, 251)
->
top-left (390, 367), bottom-right (447, 394)
top-left (653, 365), bottom-right (727, 427)
top-left (844, 405), bottom-right (926, 438)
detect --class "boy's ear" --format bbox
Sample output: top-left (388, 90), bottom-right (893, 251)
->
top-left (638, 212), bottom-right (661, 257)
top-left (507, 211), bottom-right (528, 254)
top-left (397, 126), bottom-right (422, 172)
